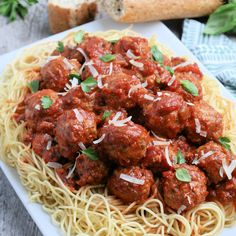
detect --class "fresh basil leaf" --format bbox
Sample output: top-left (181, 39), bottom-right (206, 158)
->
top-left (74, 30), bottom-right (85, 43)
top-left (102, 110), bottom-right (111, 121)
top-left (151, 45), bottom-right (163, 65)
top-left (204, 3), bottom-right (236, 35)
top-left (109, 39), bottom-right (118, 44)
top-left (56, 41), bottom-right (64, 53)
top-left (165, 66), bottom-right (174, 76)
top-left (41, 96), bottom-right (53, 109)
top-left (68, 73), bottom-right (81, 83)
top-left (219, 137), bottom-right (231, 150)
top-left (81, 77), bottom-right (97, 93)
top-left (27, 80), bottom-right (39, 93)
top-left (175, 168), bottom-right (191, 182)
top-left (175, 151), bottom-right (186, 164)
top-left (82, 148), bottom-right (98, 160)
top-left (181, 80), bottom-right (199, 96)
top-left (17, 4), bottom-right (28, 19)
top-left (100, 54), bottom-right (116, 62)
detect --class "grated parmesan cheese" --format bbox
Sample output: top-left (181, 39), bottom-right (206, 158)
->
top-left (120, 173), bottom-right (144, 185)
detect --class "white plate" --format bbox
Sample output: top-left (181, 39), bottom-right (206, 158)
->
top-left (0, 18), bottom-right (235, 236)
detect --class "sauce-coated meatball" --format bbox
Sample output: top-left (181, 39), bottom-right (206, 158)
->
top-left (193, 141), bottom-right (231, 184)
top-left (55, 109), bottom-right (97, 158)
top-left (61, 86), bottom-right (96, 111)
top-left (99, 121), bottom-right (149, 166)
top-left (142, 136), bottom-right (194, 173)
top-left (113, 36), bottom-right (151, 61)
top-left (75, 154), bottom-right (109, 186)
top-left (162, 164), bottom-right (208, 211)
top-left (108, 166), bottom-right (155, 203)
top-left (208, 175), bottom-right (236, 203)
top-left (40, 57), bottom-right (81, 92)
top-left (25, 89), bottom-right (63, 129)
top-left (101, 72), bottom-right (141, 109)
top-left (80, 36), bottom-right (112, 58)
top-left (167, 72), bottom-right (203, 102)
top-left (143, 91), bottom-right (190, 139)
top-left (185, 100), bottom-right (223, 143)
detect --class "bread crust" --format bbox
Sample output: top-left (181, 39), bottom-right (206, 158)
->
top-left (48, 1), bottom-right (97, 34)
top-left (101, 0), bottom-right (223, 23)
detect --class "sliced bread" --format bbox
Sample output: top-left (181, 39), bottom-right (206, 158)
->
top-left (48, 0), bottom-right (97, 33)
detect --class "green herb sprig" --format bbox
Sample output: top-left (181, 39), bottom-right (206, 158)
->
top-left (175, 168), bottom-right (191, 183)
top-left (151, 45), bottom-right (163, 65)
top-left (0, 0), bottom-right (38, 22)
top-left (204, 1), bottom-right (236, 35)
top-left (181, 80), bottom-right (199, 96)
top-left (81, 77), bottom-right (97, 93)
top-left (218, 137), bottom-right (231, 151)
top-left (82, 148), bottom-right (98, 161)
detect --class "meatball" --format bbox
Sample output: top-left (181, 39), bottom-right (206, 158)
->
top-left (208, 175), bottom-right (236, 203)
top-left (32, 133), bottom-right (60, 163)
top-left (162, 164), bottom-right (208, 211)
top-left (166, 72), bottom-right (203, 102)
top-left (40, 57), bottom-right (81, 92)
top-left (79, 36), bottom-right (112, 58)
top-left (108, 166), bottom-right (155, 203)
top-left (142, 136), bottom-right (194, 173)
top-left (75, 154), bottom-right (109, 186)
top-left (25, 89), bottom-right (63, 129)
top-left (52, 45), bottom-right (84, 62)
top-left (143, 91), bottom-right (190, 139)
top-left (185, 100), bottom-right (223, 143)
top-left (192, 141), bottom-right (231, 184)
top-left (101, 72), bottom-right (141, 109)
top-left (61, 86), bottom-right (96, 111)
top-left (99, 121), bottom-right (149, 166)
top-left (55, 109), bottom-right (97, 158)
top-left (82, 57), bottom-right (122, 79)
top-left (113, 36), bottom-right (151, 61)
top-left (174, 63), bottom-right (203, 80)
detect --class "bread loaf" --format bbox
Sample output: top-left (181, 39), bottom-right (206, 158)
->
top-left (99, 0), bottom-right (223, 23)
top-left (48, 0), bottom-right (97, 33)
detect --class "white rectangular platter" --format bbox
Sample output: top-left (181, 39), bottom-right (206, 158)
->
top-left (0, 18), bottom-right (235, 236)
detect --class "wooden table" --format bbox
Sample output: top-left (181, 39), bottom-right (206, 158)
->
top-left (0, 2), bottom-right (182, 235)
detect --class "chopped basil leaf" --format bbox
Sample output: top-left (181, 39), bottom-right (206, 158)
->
top-left (100, 54), bottom-right (116, 62)
top-left (176, 168), bottom-right (191, 182)
top-left (81, 77), bottom-right (97, 93)
top-left (175, 151), bottom-right (186, 164)
top-left (41, 96), bottom-right (53, 109)
top-left (82, 148), bottom-right (98, 160)
top-left (109, 39), bottom-right (118, 44)
top-left (219, 137), bottom-right (231, 150)
top-left (74, 30), bottom-right (85, 43)
top-left (165, 66), bottom-right (174, 76)
top-left (56, 41), bottom-right (64, 53)
top-left (27, 80), bottom-right (39, 93)
top-left (102, 110), bottom-right (111, 121)
top-left (68, 73), bottom-right (81, 84)
top-left (204, 3), bottom-right (236, 35)
top-left (181, 80), bottom-right (199, 96)
top-left (151, 45), bottom-right (163, 65)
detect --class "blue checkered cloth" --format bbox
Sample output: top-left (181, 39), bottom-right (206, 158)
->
top-left (181, 19), bottom-right (236, 97)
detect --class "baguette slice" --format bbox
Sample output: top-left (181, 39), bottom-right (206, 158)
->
top-left (99, 0), bottom-right (223, 23)
top-left (48, 0), bottom-right (97, 33)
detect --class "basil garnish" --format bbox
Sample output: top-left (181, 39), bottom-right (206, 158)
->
top-left (27, 80), bottom-right (39, 93)
top-left (219, 137), bottom-right (231, 151)
top-left (82, 148), bottom-right (98, 161)
top-left (151, 45), bottom-right (163, 65)
top-left (175, 168), bottom-right (191, 182)
top-left (181, 80), bottom-right (199, 96)
top-left (100, 54), bottom-right (116, 62)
